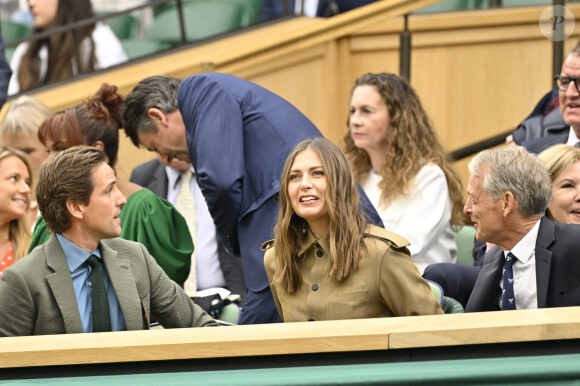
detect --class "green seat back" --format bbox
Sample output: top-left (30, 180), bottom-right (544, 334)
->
top-left (1, 20), bottom-right (30, 43)
top-left (146, 1), bottom-right (246, 45)
top-left (121, 39), bottom-right (170, 60)
top-left (453, 225), bottom-right (476, 266)
top-left (99, 12), bottom-right (140, 40)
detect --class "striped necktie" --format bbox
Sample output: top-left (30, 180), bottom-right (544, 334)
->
top-left (175, 170), bottom-right (197, 296)
top-left (86, 255), bottom-right (112, 332)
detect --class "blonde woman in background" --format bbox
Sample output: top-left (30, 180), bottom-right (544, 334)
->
top-left (538, 144), bottom-right (580, 225)
top-left (0, 146), bottom-right (32, 276)
top-left (0, 95), bottom-right (52, 224)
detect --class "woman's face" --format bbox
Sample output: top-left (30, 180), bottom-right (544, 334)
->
top-left (287, 149), bottom-right (329, 238)
top-left (349, 84), bottom-right (390, 155)
top-left (548, 161), bottom-right (580, 224)
top-left (1, 133), bottom-right (48, 179)
top-left (0, 155), bottom-right (31, 223)
top-left (29, 0), bottom-right (59, 30)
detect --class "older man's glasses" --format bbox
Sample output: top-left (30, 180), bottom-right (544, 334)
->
top-left (555, 75), bottom-right (580, 92)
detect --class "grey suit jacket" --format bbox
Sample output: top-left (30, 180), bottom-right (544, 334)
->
top-left (466, 217), bottom-right (580, 312)
top-left (0, 234), bottom-right (218, 337)
top-left (130, 158), bottom-right (247, 300)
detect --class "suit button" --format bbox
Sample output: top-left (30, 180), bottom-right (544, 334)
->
top-left (312, 284), bottom-right (318, 291)
top-left (316, 250), bottom-right (323, 257)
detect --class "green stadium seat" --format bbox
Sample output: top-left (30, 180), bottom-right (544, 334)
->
top-left (452, 225), bottom-right (476, 266)
top-left (121, 38), bottom-right (170, 60)
top-left (1, 20), bottom-right (30, 43)
top-left (146, 2), bottom-right (247, 45)
top-left (98, 12), bottom-right (140, 40)
top-left (216, 0), bottom-right (262, 25)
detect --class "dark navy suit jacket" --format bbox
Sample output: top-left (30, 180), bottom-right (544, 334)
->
top-left (177, 73), bottom-right (382, 295)
top-left (466, 217), bottom-right (580, 312)
top-left (522, 134), bottom-right (567, 154)
top-left (130, 158), bottom-right (247, 300)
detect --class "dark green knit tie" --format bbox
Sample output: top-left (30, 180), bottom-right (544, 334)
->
top-left (86, 255), bottom-right (111, 332)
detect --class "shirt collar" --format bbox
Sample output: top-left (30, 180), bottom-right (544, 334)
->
top-left (504, 219), bottom-right (541, 263)
top-left (56, 233), bottom-right (101, 272)
top-left (297, 228), bottom-right (330, 256)
top-left (567, 127), bottom-right (580, 146)
top-left (165, 165), bottom-right (195, 190)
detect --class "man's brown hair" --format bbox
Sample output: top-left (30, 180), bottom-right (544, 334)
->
top-left (37, 146), bottom-right (108, 234)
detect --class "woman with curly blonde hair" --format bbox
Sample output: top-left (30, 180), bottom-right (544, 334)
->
top-left (344, 72), bottom-right (463, 274)
top-left (263, 138), bottom-right (443, 322)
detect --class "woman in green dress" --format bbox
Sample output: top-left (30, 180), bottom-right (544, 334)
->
top-left (29, 83), bottom-right (192, 285)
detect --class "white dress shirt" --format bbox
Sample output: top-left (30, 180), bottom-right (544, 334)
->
top-left (166, 166), bottom-right (226, 290)
top-left (566, 127), bottom-right (580, 146)
top-left (360, 163), bottom-right (457, 274)
top-left (499, 219), bottom-right (540, 310)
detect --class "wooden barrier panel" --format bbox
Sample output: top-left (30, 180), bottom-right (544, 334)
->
top-left (1, 307), bottom-right (580, 370)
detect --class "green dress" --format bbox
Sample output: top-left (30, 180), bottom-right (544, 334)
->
top-left (29, 188), bottom-right (193, 285)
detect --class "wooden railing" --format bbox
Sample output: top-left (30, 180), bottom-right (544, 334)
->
top-left (0, 307), bottom-right (579, 371)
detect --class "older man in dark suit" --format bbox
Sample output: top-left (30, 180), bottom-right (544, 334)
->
top-left (0, 147), bottom-right (217, 337)
top-left (464, 146), bottom-right (580, 312)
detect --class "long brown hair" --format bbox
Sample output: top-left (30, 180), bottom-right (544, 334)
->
top-left (343, 73), bottom-right (464, 226)
top-left (273, 138), bottom-right (367, 294)
top-left (17, 0), bottom-right (96, 92)
top-left (0, 146), bottom-right (33, 260)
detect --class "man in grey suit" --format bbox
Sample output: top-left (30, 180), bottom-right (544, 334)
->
top-left (0, 146), bottom-right (218, 337)
top-left (465, 146), bottom-right (580, 312)
top-left (130, 156), bottom-right (247, 302)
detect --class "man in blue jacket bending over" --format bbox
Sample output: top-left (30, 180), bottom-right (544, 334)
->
top-left (122, 73), bottom-right (382, 324)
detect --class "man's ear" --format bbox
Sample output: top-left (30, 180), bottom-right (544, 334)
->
top-left (502, 191), bottom-right (515, 216)
top-left (66, 199), bottom-right (84, 221)
top-left (92, 141), bottom-right (105, 151)
top-left (147, 108), bottom-right (167, 126)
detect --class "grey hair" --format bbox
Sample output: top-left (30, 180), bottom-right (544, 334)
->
top-left (468, 146), bottom-right (552, 217)
top-left (122, 76), bottom-right (181, 147)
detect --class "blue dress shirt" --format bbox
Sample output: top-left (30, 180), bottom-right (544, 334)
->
top-left (57, 234), bottom-right (126, 332)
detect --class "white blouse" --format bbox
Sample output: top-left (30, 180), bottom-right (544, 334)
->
top-left (8, 22), bottom-right (127, 95)
top-left (360, 163), bottom-right (457, 274)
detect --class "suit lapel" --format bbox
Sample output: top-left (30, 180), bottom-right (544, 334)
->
top-left (45, 234), bottom-right (84, 334)
top-left (149, 161), bottom-right (169, 198)
top-left (101, 241), bottom-right (144, 330)
top-left (535, 217), bottom-right (554, 308)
